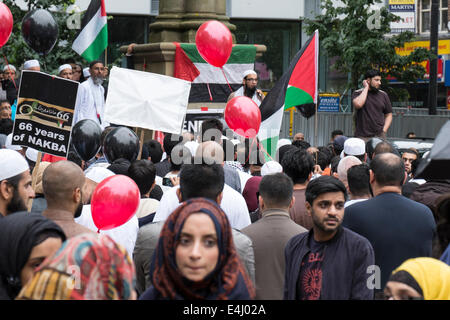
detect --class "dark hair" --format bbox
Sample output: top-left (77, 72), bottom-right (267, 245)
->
top-left (373, 141), bottom-right (396, 156)
top-left (145, 139), bottom-right (163, 163)
top-left (406, 132), bottom-right (415, 138)
top-left (292, 139), bottom-right (311, 150)
top-left (107, 158), bottom-right (131, 176)
top-left (258, 173), bottom-right (293, 208)
top-left (364, 69), bottom-right (381, 79)
top-left (370, 153), bottom-right (405, 187)
top-left (2, 172), bottom-right (23, 188)
top-left (317, 147), bottom-right (333, 170)
top-left (0, 118), bottom-right (13, 135)
top-left (163, 133), bottom-right (183, 160)
top-left (281, 148), bottom-right (314, 184)
top-left (169, 144), bottom-right (192, 171)
top-left (277, 144), bottom-right (297, 164)
top-left (331, 130), bottom-right (343, 139)
top-left (179, 159), bottom-right (225, 201)
top-left (201, 119), bottom-right (223, 143)
top-left (402, 148), bottom-right (419, 159)
top-left (99, 126), bottom-right (115, 156)
top-left (128, 159), bottom-right (156, 196)
top-left (222, 138), bottom-right (236, 162)
top-left (347, 164), bottom-right (372, 197)
top-left (411, 158), bottom-right (422, 177)
top-left (305, 175), bottom-right (348, 205)
top-left (89, 60), bottom-right (103, 69)
top-left (330, 155), bottom-right (341, 175)
top-left (67, 150), bottom-right (83, 168)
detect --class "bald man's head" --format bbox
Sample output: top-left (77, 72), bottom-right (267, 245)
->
top-left (337, 156), bottom-right (362, 186)
top-left (42, 161), bottom-right (85, 208)
top-left (370, 153), bottom-right (406, 187)
top-left (195, 141), bottom-right (224, 164)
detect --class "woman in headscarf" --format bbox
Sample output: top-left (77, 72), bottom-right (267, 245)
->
top-left (139, 198), bottom-right (255, 300)
top-left (384, 257), bottom-right (450, 300)
top-left (0, 211), bottom-right (66, 300)
top-left (16, 233), bottom-right (136, 300)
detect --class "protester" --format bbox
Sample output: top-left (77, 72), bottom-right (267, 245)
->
top-left (74, 60), bottom-right (108, 128)
top-left (341, 137), bottom-right (366, 162)
top-left (337, 156), bottom-right (362, 190)
top-left (0, 212), bottom-right (66, 299)
top-left (0, 149), bottom-right (35, 217)
top-left (42, 161), bottom-right (96, 238)
top-left (384, 257), bottom-right (450, 300)
top-left (401, 148), bottom-right (419, 178)
top-left (139, 198), bottom-right (255, 300)
top-left (127, 159), bottom-right (159, 227)
top-left (343, 153), bottom-right (436, 297)
top-left (373, 141), bottom-right (398, 157)
top-left (145, 139), bottom-right (164, 163)
top-left (58, 64), bottom-right (73, 80)
top-left (155, 133), bottom-right (183, 177)
top-left (134, 160), bottom-right (255, 296)
top-left (156, 144), bottom-right (190, 194)
top-left (242, 173), bottom-right (307, 299)
top-left (281, 148), bottom-right (314, 230)
top-left (352, 69), bottom-right (393, 141)
top-left (16, 233), bottom-right (137, 300)
top-left (0, 100), bottom-right (11, 119)
top-left (345, 164), bottom-right (372, 208)
top-left (1, 65), bottom-right (18, 105)
top-left (330, 129), bottom-right (344, 143)
top-left (401, 158), bottom-right (425, 198)
top-left (284, 176), bottom-right (375, 300)
top-left (23, 60), bottom-right (40, 72)
top-left (70, 63), bottom-right (83, 82)
top-left (293, 132), bottom-right (305, 141)
top-left (227, 70), bottom-right (264, 107)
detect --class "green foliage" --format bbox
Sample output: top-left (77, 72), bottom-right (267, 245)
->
top-left (304, 0), bottom-right (434, 99)
top-left (1, 0), bottom-right (79, 74)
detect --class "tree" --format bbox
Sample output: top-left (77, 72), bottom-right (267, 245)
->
top-left (1, 0), bottom-right (78, 74)
top-left (304, 0), bottom-right (433, 104)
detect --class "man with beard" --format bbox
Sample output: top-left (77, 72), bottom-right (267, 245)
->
top-left (352, 70), bottom-right (393, 141)
top-left (0, 149), bottom-right (35, 217)
top-left (41, 161), bottom-right (95, 238)
top-left (284, 176), bottom-right (375, 300)
top-left (74, 60), bottom-right (109, 128)
top-left (228, 70), bottom-right (265, 107)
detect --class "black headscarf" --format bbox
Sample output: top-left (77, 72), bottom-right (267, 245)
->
top-left (0, 211), bottom-right (66, 300)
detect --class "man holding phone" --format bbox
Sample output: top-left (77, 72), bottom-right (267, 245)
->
top-left (352, 70), bottom-right (393, 141)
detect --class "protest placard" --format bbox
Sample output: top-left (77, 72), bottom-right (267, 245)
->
top-left (104, 66), bottom-right (191, 135)
top-left (11, 71), bottom-right (79, 157)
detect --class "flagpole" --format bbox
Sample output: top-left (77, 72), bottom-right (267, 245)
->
top-left (314, 30), bottom-right (319, 146)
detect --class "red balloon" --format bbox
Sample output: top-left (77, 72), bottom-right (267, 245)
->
top-left (195, 20), bottom-right (232, 68)
top-left (224, 96), bottom-right (261, 138)
top-left (91, 175), bottom-right (140, 231)
top-left (0, 3), bottom-right (13, 48)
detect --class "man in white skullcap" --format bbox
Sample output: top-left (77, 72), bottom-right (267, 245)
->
top-left (227, 69), bottom-right (265, 107)
top-left (1, 65), bottom-right (17, 105)
top-left (58, 64), bottom-right (73, 80)
top-left (23, 59), bottom-right (40, 71)
top-left (73, 60), bottom-right (108, 129)
top-left (0, 149), bottom-right (35, 217)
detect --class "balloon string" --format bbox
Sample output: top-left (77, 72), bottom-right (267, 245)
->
top-left (2, 53), bottom-right (17, 90)
top-left (206, 82), bottom-right (213, 101)
top-left (221, 67), bottom-right (232, 92)
top-left (97, 229), bottom-right (100, 234)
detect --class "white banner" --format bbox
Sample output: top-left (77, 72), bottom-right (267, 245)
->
top-left (104, 67), bottom-right (191, 134)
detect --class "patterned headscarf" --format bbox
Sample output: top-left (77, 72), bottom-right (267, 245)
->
top-left (390, 257), bottom-right (450, 300)
top-left (149, 198), bottom-right (255, 300)
top-left (16, 233), bottom-right (136, 300)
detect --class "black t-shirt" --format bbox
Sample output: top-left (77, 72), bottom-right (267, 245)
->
top-left (352, 89), bottom-right (392, 137)
top-left (296, 237), bottom-right (326, 300)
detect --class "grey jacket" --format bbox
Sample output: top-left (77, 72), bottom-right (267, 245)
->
top-left (133, 221), bottom-right (255, 296)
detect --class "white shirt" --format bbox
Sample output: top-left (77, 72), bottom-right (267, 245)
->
top-left (234, 86), bottom-right (262, 107)
top-left (237, 170), bottom-right (252, 194)
top-left (74, 77), bottom-right (108, 128)
top-left (75, 204), bottom-right (139, 258)
top-left (153, 184), bottom-right (251, 230)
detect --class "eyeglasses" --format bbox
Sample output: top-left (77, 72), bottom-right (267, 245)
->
top-left (246, 78), bottom-right (258, 82)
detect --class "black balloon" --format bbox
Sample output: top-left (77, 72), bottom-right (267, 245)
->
top-left (103, 127), bottom-right (140, 163)
top-left (71, 120), bottom-right (102, 161)
top-left (21, 9), bottom-right (58, 55)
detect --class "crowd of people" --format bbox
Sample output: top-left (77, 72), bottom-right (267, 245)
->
top-left (0, 55), bottom-right (450, 301)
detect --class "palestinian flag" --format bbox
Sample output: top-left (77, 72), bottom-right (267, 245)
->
top-left (173, 43), bottom-right (257, 102)
top-left (72, 0), bottom-right (108, 62)
top-left (258, 30), bottom-right (319, 158)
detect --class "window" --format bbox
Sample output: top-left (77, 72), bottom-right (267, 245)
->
top-left (420, 0), bottom-right (448, 33)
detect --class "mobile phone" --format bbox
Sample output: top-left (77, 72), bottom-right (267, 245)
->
top-left (162, 177), bottom-right (173, 187)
